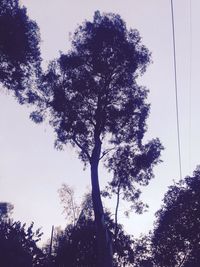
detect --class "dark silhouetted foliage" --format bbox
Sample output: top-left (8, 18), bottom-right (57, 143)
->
top-left (0, 217), bottom-right (44, 267)
top-left (152, 166), bottom-right (200, 267)
top-left (131, 235), bottom-right (153, 267)
top-left (0, 0), bottom-right (41, 103)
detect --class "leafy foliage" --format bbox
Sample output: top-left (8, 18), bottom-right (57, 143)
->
top-left (0, 0), bottom-right (41, 103)
top-left (152, 166), bottom-right (200, 267)
top-left (131, 234), bottom-right (153, 267)
top-left (31, 10), bottom-right (155, 162)
top-left (103, 138), bottom-right (163, 220)
top-left (0, 218), bottom-right (44, 267)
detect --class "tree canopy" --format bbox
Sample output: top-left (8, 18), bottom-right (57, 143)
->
top-left (152, 166), bottom-right (200, 267)
top-left (32, 10), bottom-right (157, 160)
top-left (0, 0), bottom-right (41, 102)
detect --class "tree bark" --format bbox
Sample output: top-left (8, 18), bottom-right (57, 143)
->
top-left (90, 138), bottom-right (113, 267)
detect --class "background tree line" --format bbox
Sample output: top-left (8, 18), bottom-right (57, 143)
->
top-left (1, 166), bottom-right (200, 267)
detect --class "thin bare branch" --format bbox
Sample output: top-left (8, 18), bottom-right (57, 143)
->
top-left (73, 135), bottom-right (91, 160)
top-left (99, 147), bottom-right (115, 160)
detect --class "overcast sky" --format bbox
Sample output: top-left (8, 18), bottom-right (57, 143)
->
top-left (1, 0), bottom-right (200, 244)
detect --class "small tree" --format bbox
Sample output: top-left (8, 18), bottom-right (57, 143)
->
top-left (103, 138), bottom-right (162, 238)
top-left (58, 184), bottom-right (80, 226)
top-left (0, 0), bottom-right (41, 103)
top-left (27, 11), bottom-right (163, 266)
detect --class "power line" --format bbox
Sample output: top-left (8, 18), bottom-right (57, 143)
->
top-left (188, 0), bottom-right (192, 175)
top-left (170, 0), bottom-right (182, 179)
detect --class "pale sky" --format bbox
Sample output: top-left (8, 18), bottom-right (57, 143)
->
top-left (1, 0), bottom-right (200, 244)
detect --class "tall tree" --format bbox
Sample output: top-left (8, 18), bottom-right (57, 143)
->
top-left (152, 166), bottom-right (200, 267)
top-left (10, 10), bottom-right (163, 266)
top-left (0, 0), bottom-right (41, 103)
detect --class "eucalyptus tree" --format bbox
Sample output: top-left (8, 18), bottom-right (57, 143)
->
top-left (11, 10), bottom-right (162, 266)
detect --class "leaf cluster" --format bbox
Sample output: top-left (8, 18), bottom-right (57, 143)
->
top-left (104, 138), bottom-right (163, 215)
top-left (152, 166), bottom-right (200, 267)
top-left (0, 219), bottom-right (44, 267)
top-left (0, 0), bottom-right (41, 102)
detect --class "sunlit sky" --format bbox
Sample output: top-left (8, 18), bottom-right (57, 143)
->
top-left (1, 0), bottom-right (200, 244)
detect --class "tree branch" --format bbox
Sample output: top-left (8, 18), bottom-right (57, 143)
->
top-left (73, 135), bottom-right (91, 161)
top-left (99, 147), bottom-right (115, 160)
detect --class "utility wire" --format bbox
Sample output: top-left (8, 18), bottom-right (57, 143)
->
top-left (170, 0), bottom-right (182, 179)
top-left (188, 0), bottom-right (192, 174)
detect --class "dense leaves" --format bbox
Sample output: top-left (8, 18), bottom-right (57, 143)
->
top-left (0, 0), bottom-right (41, 102)
top-left (0, 218), bottom-right (44, 267)
top-left (152, 166), bottom-right (200, 267)
top-left (35, 11), bottom-right (155, 160)
top-left (132, 235), bottom-right (153, 267)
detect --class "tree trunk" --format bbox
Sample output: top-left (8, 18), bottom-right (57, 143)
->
top-left (90, 139), bottom-right (113, 267)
